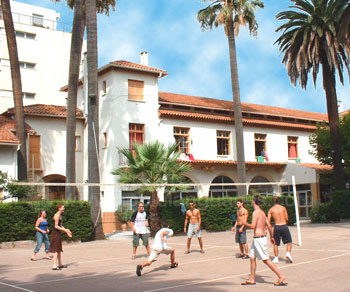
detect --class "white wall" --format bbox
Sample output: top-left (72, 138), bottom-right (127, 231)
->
top-left (0, 145), bottom-right (17, 178)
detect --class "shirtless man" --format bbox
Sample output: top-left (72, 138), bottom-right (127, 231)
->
top-left (232, 199), bottom-right (249, 259)
top-left (184, 201), bottom-right (204, 254)
top-left (268, 196), bottom-right (293, 264)
top-left (241, 195), bottom-right (287, 286)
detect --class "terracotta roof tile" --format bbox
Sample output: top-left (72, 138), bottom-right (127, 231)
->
top-left (109, 60), bottom-right (168, 76)
top-left (159, 109), bottom-right (317, 131)
top-left (186, 159), bottom-right (286, 168)
top-left (299, 163), bottom-right (332, 170)
top-left (159, 92), bottom-right (328, 122)
top-left (0, 115), bottom-right (34, 144)
top-left (6, 104), bottom-right (84, 119)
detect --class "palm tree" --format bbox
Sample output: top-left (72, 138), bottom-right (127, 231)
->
top-left (64, 0), bottom-right (116, 200)
top-left (65, 0), bottom-right (86, 200)
top-left (112, 142), bottom-right (192, 236)
top-left (198, 0), bottom-right (264, 196)
top-left (275, 0), bottom-right (350, 190)
top-left (1, 0), bottom-right (27, 180)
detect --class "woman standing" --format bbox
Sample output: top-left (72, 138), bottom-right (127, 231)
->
top-left (31, 210), bottom-right (50, 261)
top-left (49, 204), bottom-right (72, 270)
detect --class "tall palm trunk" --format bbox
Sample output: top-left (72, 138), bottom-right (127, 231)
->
top-left (1, 0), bottom-right (27, 180)
top-left (226, 18), bottom-right (246, 195)
top-left (322, 60), bottom-right (345, 190)
top-left (66, 0), bottom-right (86, 200)
top-left (149, 191), bottom-right (161, 236)
top-left (86, 0), bottom-right (104, 238)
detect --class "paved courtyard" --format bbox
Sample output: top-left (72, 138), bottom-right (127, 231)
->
top-left (0, 222), bottom-right (350, 292)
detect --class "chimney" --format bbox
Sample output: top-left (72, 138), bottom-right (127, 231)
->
top-left (140, 51), bottom-right (148, 66)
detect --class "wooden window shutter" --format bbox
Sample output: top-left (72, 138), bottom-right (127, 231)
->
top-left (128, 80), bottom-right (144, 101)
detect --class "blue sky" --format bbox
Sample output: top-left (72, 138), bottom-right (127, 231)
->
top-left (20, 0), bottom-right (349, 114)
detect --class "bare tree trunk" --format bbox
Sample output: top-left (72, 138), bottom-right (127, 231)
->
top-left (1, 0), bottom-right (27, 180)
top-left (66, 0), bottom-right (86, 200)
top-left (149, 191), bottom-right (162, 236)
top-left (227, 19), bottom-right (246, 195)
top-left (86, 0), bottom-right (104, 239)
top-left (322, 61), bottom-right (345, 190)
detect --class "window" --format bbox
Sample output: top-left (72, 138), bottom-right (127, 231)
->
top-left (254, 133), bottom-right (266, 157)
top-left (15, 31), bottom-right (36, 39)
top-left (122, 190), bottom-right (150, 210)
top-left (32, 14), bottom-right (43, 26)
top-left (166, 177), bottom-right (197, 201)
top-left (29, 135), bottom-right (41, 169)
top-left (129, 123), bottom-right (144, 149)
top-left (209, 176), bottom-right (237, 197)
top-left (128, 79), bottom-right (144, 101)
top-left (288, 136), bottom-right (298, 159)
top-left (75, 136), bottom-right (81, 152)
top-left (249, 176), bottom-right (273, 196)
top-left (22, 92), bottom-right (35, 99)
top-left (19, 62), bottom-right (36, 69)
top-left (102, 81), bottom-right (107, 95)
top-left (103, 132), bottom-right (108, 148)
top-left (217, 130), bottom-right (231, 155)
top-left (174, 127), bottom-right (189, 154)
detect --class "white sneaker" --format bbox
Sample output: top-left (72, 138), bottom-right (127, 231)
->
top-left (272, 257), bottom-right (279, 264)
top-left (286, 254), bottom-right (293, 263)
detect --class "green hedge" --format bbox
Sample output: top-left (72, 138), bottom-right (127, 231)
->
top-left (310, 201), bottom-right (340, 223)
top-left (0, 201), bottom-right (92, 243)
top-left (332, 190), bottom-right (350, 218)
top-left (159, 196), bottom-right (296, 233)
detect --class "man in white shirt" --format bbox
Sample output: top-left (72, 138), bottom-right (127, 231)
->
top-left (136, 221), bottom-right (178, 276)
top-left (130, 202), bottom-right (150, 259)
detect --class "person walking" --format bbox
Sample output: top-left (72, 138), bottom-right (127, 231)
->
top-left (241, 195), bottom-right (287, 286)
top-left (49, 204), bottom-right (72, 270)
top-left (130, 202), bottom-right (151, 259)
top-left (268, 196), bottom-right (293, 264)
top-left (184, 201), bottom-right (204, 254)
top-left (31, 210), bottom-right (50, 261)
top-left (232, 199), bottom-right (249, 259)
top-left (136, 221), bottom-right (178, 276)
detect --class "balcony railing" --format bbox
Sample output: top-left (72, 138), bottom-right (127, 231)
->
top-left (0, 11), bottom-right (72, 32)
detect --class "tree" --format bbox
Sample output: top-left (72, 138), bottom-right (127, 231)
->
top-left (275, 0), bottom-right (350, 190)
top-left (197, 0), bottom-right (264, 196)
top-left (65, 0), bottom-right (86, 200)
top-left (309, 113), bottom-right (350, 168)
top-left (64, 0), bottom-right (116, 200)
top-left (0, 171), bottom-right (35, 201)
top-left (1, 0), bottom-right (27, 180)
top-left (86, 0), bottom-right (103, 239)
top-left (112, 142), bottom-right (192, 236)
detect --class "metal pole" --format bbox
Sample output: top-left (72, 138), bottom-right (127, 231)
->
top-left (292, 175), bottom-right (302, 246)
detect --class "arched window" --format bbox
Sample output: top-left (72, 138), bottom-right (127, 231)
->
top-left (210, 176), bottom-right (237, 198)
top-left (166, 177), bottom-right (198, 201)
top-left (249, 176), bottom-right (274, 196)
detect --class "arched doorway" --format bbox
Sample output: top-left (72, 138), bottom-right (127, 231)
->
top-left (166, 177), bottom-right (198, 201)
top-left (43, 174), bottom-right (66, 200)
top-left (210, 176), bottom-right (237, 198)
top-left (249, 176), bottom-right (274, 196)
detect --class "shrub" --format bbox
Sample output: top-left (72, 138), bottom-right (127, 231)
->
top-left (159, 196), bottom-right (296, 233)
top-left (332, 190), bottom-right (350, 218)
top-left (310, 201), bottom-right (340, 223)
top-left (115, 205), bottom-right (133, 223)
top-left (0, 200), bottom-right (92, 243)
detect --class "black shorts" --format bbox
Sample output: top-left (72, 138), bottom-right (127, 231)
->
top-left (273, 225), bottom-right (292, 246)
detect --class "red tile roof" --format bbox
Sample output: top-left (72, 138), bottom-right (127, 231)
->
top-left (0, 115), bottom-right (35, 144)
top-left (5, 104), bottom-right (84, 119)
top-left (159, 109), bottom-right (317, 131)
top-left (159, 92), bottom-right (328, 122)
top-left (106, 60), bottom-right (168, 76)
top-left (300, 163), bottom-right (333, 170)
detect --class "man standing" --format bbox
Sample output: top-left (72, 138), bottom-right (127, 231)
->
top-left (268, 196), bottom-right (293, 264)
top-left (184, 201), bottom-right (204, 254)
top-left (130, 202), bottom-right (150, 259)
top-left (232, 199), bottom-right (249, 259)
top-left (242, 195), bottom-right (287, 286)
